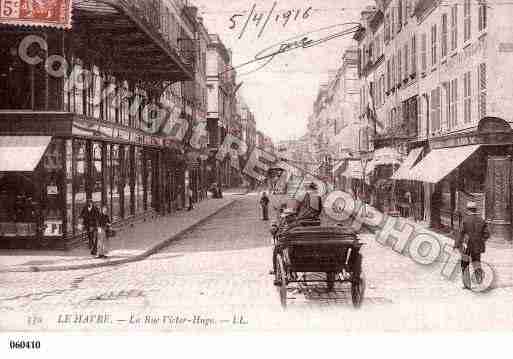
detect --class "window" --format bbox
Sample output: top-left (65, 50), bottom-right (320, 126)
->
top-left (464, 0), bottom-right (471, 42)
top-left (450, 78), bottom-right (458, 128)
top-left (444, 82), bottom-right (450, 130)
top-left (451, 5), bottom-right (458, 51)
top-left (478, 63), bottom-right (486, 120)
top-left (398, 0), bottom-right (403, 31)
top-left (463, 71), bottom-right (472, 123)
top-left (421, 33), bottom-right (427, 73)
top-left (391, 7), bottom-right (395, 38)
top-left (478, 1), bottom-right (487, 32)
top-left (397, 49), bottom-right (402, 86)
top-left (441, 13), bottom-right (448, 58)
top-left (391, 55), bottom-right (395, 90)
top-left (381, 74), bottom-right (385, 104)
top-left (386, 59), bottom-right (391, 91)
top-left (411, 35), bottom-right (417, 75)
top-left (430, 87), bottom-right (441, 132)
top-left (385, 13), bottom-right (391, 42)
top-left (431, 24), bottom-right (437, 66)
top-left (404, 43), bottom-right (409, 80)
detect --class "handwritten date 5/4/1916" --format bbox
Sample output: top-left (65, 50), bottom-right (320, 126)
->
top-left (229, 2), bottom-right (313, 39)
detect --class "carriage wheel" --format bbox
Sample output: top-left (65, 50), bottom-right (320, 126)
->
top-left (326, 272), bottom-right (335, 292)
top-left (351, 272), bottom-right (366, 308)
top-left (276, 254), bottom-right (287, 309)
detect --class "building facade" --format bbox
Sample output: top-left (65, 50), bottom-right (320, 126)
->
top-left (355, 0), bottom-right (513, 242)
top-left (0, 0), bottom-right (205, 249)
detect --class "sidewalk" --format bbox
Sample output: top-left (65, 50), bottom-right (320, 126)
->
top-left (357, 200), bottom-right (513, 289)
top-left (0, 195), bottom-right (240, 273)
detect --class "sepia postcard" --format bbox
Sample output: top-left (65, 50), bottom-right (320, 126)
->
top-left (1, 0), bottom-right (513, 354)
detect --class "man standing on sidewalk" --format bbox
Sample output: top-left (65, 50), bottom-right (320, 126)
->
top-left (455, 201), bottom-right (490, 290)
top-left (260, 192), bottom-right (270, 220)
top-left (80, 200), bottom-right (99, 255)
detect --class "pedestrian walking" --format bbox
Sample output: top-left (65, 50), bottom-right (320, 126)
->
top-left (260, 192), bottom-right (270, 220)
top-left (187, 186), bottom-right (194, 211)
top-left (454, 201), bottom-right (490, 290)
top-left (96, 205), bottom-right (111, 259)
top-left (80, 200), bottom-right (99, 255)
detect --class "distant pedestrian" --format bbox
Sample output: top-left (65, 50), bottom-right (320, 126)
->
top-left (187, 187), bottom-right (194, 211)
top-left (96, 205), bottom-right (111, 259)
top-left (80, 200), bottom-right (99, 255)
top-left (454, 201), bottom-right (490, 290)
top-left (260, 192), bottom-right (270, 221)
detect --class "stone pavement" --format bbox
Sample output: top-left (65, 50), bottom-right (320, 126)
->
top-left (0, 194), bottom-right (241, 273)
top-left (343, 197), bottom-right (513, 290)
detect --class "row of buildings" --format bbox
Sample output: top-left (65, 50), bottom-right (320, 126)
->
top-left (303, 0), bottom-right (513, 243)
top-left (0, 0), bottom-right (273, 249)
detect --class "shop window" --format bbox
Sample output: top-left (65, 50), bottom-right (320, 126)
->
top-left (111, 145), bottom-right (122, 222)
top-left (65, 140), bottom-right (73, 235)
top-left (105, 144), bottom-right (112, 217)
top-left (122, 145), bottom-right (133, 218)
top-left (41, 139), bottom-right (65, 238)
top-left (134, 147), bottom-right (145, 214)
top-left (92, 142), bottom-right (103, 210)
top-left (0, 174), bottom-right (37, 236)
top-left (73, 139), bottom-right (89, 234)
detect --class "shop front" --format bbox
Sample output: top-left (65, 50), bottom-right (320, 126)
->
top-left (400, 117), bottom-right (513, 242)
top-left (0, 133), bottom-right (165, 249)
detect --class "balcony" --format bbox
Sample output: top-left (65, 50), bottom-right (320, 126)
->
top-left (73, 0), bottom-right (194, 82)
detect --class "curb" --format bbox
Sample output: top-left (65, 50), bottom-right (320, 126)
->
top-left (0, 199), bottom-right (238, 273)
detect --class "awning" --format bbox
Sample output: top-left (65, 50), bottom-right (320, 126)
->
top-left (0, 136), bottom-right (52, 172)
top-left (341, 160), bottom-right (364, 179)
top-left (391, 147), bottom-right (424, 180)
top-left (373, 147), bottom-right (402, 165)
top-left (332, 161), bottom-right (346, 176)
top-left (405, 145), bottom-right (481, 183)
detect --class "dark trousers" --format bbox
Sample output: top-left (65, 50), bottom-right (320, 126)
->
top-left (187, 196), bottom-right (194, 211)
top-left (87, 228), bottom-right (98, 253)
top-left (262, 205), bottom-right (269, 220)
top-left (461, 249), bottom-right (482, 288)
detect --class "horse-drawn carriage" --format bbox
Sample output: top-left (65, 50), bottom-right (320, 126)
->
top-left (271, 206), bottom-right (365, 309)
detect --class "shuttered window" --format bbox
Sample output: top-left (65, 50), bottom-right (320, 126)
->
top-left (421, 33), bottom-right (427, 72)
top-left (478, 63), bottom-right (486, 120)
top-left (451, 5), bottom-right (458, 51)
top-left (411, 35), bottom-right (417, 75)
top-left (464, 0), bottom-right (471, 42)
top-left (451, 78), bottom-right (458, 128)
top-left (441, 13), bottom-right (448, 58)
top-left (463, 71), bottom-right (472, 123)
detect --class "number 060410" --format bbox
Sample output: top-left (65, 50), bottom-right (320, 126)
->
top-left (9, 340), bottom-right (41, 350)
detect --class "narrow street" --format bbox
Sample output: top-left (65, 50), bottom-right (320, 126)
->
top-left (1, 193), bottom-right (513, 331)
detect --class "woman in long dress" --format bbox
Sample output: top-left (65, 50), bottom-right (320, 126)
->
top-left (97, 205), bottom-right (111, 258)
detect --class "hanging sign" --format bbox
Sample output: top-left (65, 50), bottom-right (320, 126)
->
top-left (0, 0), bottom-right (72, 29)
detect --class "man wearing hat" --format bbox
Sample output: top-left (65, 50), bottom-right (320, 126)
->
top-left (296, 182), bottom-right (322, 221)
top-left (455, 201), bottom-right (490, 289)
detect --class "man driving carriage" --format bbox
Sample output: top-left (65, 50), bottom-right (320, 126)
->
top-left (269, 182), bottom-right (322, 281)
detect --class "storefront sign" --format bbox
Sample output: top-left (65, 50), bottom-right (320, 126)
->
top-left (46, 185), bottom-right (58, 195)
top-left (0, 0), bottom-right (72, 29)
top-left (43, 220), bottom-right (62, 237)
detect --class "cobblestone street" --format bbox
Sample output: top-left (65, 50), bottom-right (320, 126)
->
top-left (1, 193), bottom-right (513, 332)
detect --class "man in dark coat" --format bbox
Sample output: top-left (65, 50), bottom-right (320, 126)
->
top-left (260, 192), bottom-right (270, 220)
top-left (80, 200), bottom-right (99, 255)
top-left (454, 201), bottom-right (490, 290)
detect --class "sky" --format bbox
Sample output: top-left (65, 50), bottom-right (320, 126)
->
top-left (193, 0), bottom-right (374, 142)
